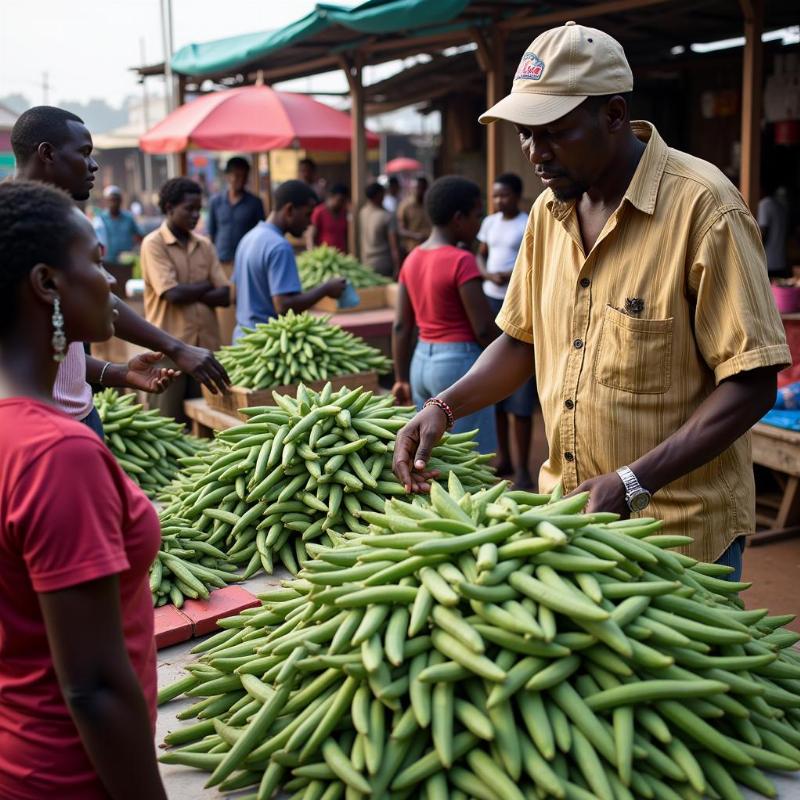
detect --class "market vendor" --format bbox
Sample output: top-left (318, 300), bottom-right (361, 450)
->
top-left (93, 184), bottom-right (143, 269)
top-left (140, 177), bottom-right (232, 422)
top-left (11, 106), bottom-right (230, 438)
top-left (232, 179), bottom-right (346, 341)
top-left (207, 156), bottom-right (265, 345)
top-left (393, 22), bottom-right (791, 578)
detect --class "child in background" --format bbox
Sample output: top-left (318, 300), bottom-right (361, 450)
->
top-left (392, 176), bottom-right (498, 454)
top-left (477, 172), bottom-right (536, 487)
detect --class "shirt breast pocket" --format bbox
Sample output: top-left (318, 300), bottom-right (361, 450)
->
top-left (593, 305), bottom-right (674, 394)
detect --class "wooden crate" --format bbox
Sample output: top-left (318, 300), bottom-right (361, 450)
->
top-left (202, 370), bottom-right (381, 421)
top-left (313, 284), bottom-right (388, 314)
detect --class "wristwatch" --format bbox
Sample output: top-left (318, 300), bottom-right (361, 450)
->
top-left (615, 466), bottom-right (652, 513)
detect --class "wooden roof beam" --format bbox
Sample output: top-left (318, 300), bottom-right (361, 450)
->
top-left (498, 0), bottom-right (675, 31)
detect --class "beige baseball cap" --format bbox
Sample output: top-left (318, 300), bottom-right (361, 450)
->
top-left (479, 21), bottom-right (633, 127)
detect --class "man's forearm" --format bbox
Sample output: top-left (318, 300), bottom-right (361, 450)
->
top-left (439, 333), bottom-right (534, 418)
top-left (112, 298), bottom-right (181, 359)
top-left (631, 367), bottom-right (778, 494)
top-left (202, 286), bottom-right (231, 308)
top-left (276, 286), bottom-right (331, 315)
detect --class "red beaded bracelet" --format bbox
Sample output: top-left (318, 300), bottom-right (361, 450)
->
top-left (423, 397), bottom-right (455, 430)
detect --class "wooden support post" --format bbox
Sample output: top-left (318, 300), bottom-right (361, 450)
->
top-left (176, 75), bottom-right (188, 176)
top-left (340, 55), bottom-right (366, 258)
top-left (739, 0), bottom-right (763, 212)
top-left (485, 30), bottom-right (505, 199)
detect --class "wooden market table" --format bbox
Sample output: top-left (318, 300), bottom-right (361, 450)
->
top-left (312, 307), bottom-right (394, 359)
top-left (184, 397), bottom-right (242, 437)
top-left (751, 422), bottom-right (800, 541)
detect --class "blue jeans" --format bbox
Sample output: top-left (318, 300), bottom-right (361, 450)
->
top-left (80, 406), bottom-right (105, 440)
top-left (715, 536), bottom-right (745, 583)
top-left (410, 341), bottom-right (496, 455)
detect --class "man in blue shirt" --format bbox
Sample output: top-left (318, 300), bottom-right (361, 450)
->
top-left (207, 157), bottom-right (265, 262)
top-left (233, 180), bottom-right (346, 341)
top-left (208, 157), bottom-right (265, 344)
top-left (93, 185), bottom-right (142, 267)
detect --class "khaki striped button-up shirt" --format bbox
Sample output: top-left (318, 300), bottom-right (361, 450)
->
top-left (497, 121), bottom-right (790, 562)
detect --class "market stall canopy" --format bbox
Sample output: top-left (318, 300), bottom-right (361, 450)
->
top-left (169, 0), bottom-right (471, 79)
top-left (139, 85), bottom-right (380, 154)
top-left (385, 156), bottom-right (423, 173)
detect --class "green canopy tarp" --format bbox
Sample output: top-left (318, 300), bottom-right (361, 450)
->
top-left (171, 0), bottom-right (472, 77)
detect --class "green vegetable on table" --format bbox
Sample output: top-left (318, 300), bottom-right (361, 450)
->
top-left (298, 244), bottom-right (390, 290)
top-left (94, 388), bottom-right (207, 497)
top-left (217, 311), bottom-right (392, 391)
top-left (158, 479), bottom-right (800, 799)
top-left (155, 382), bottom-right (494, 587)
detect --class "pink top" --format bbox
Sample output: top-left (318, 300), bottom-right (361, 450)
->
top-left (52, 342), bottom-right (93, 421)
top-left (0, 399), bottom-right (160, 799)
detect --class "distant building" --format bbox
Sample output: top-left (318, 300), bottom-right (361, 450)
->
top-left (0, 103), bottom-right (18, 179)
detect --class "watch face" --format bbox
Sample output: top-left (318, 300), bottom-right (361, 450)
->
top-left (629, 490), bottom-right (651, 513)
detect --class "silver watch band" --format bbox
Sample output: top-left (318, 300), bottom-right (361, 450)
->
top-left (616, 465), bottom-right (643, 495)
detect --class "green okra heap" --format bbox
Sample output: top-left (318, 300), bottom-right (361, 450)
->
top-left (216, 311), bottom-right (392, 391)
top-left (158, 478), bottom-right (800, 800)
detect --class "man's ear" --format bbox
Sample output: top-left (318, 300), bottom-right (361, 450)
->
top-left (606, 95), bottom-right (628, 134)
top-left (36, 141), bottom-right (56, 165)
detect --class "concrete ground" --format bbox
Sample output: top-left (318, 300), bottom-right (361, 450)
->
top-left (156, 567), bottom-right (800, 799)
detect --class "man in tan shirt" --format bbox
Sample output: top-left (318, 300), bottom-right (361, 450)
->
top-left (394, 22), bottom-right (790, 576)
top-left (141, 177), bottom-right (232, 421)
top-left (397, 175), bottom-right (431, 257)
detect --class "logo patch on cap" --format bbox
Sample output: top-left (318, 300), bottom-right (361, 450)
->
top-left (515, 51), bottom-right (545, 81)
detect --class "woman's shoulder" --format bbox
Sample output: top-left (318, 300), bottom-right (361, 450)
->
top-left (0, 399), bottom-right (106, 488)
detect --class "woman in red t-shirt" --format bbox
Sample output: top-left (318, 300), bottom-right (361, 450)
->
top-left (392, 176), bottom-right (498, 455)
top-left (307, 184), bottom-right (349, 253)
top-left (0, 181), bottom-right (166, 799)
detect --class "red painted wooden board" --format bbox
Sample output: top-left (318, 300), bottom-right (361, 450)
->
top-left (154, 586), bottom-right (261, 648)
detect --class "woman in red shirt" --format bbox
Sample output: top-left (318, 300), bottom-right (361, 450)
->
top-left (392, 176), bottom-right (498, 454)
top-left (308, 183), bottom-right (349, 253)
top-left (0, 181), bottom-right (166, 799)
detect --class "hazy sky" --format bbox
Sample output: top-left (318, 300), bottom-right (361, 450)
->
top-left (0, 0), bottom-right (359, 106)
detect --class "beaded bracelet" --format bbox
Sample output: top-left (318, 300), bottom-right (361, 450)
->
top-left (423, 397), bottom-right (455, 430)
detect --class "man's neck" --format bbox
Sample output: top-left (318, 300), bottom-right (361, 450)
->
top-left (227, 188), bottom-right (244, 203)
top-left (168, 221), bottom-right (190, 243)
top-left (502, 208), bottom-right (520, 220)
top-left (584, 131), bottom-right (647, 209)
top-left (266, 212), bottom-right (287, 234)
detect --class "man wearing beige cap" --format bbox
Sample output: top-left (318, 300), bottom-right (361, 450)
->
top-left (394, 22), bottom-right (790, 577)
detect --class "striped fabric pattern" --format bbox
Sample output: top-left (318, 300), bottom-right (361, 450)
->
top-left (52, 342), bottom-right (93, 421)
top-left (497, 122), bottom-right (791, 563)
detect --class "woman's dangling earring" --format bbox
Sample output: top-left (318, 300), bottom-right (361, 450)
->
top-left (51, 296), bottom-right (67, 363)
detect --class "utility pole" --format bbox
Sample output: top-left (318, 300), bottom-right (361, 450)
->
top-left (42, 72), bottom-right (49, 105)
top-left (140, 38), bottom-right (154, 198)
top-left (160, 0), bottom-right (180, 177)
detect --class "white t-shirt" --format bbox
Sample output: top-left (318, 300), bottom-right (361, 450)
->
top-left (477, 211), bottom-right (528, 299)
top-left (758, 195), bottom-right (788, 274)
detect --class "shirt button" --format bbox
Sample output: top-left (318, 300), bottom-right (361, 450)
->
top-left (564, 399), bottom-right (574, 409)
top-left (580, 277), bottom-right (591, 288)
top-left (564, 451), bottom-right (575, 462)
top-left (573, 338), bottom-right (584, 349)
